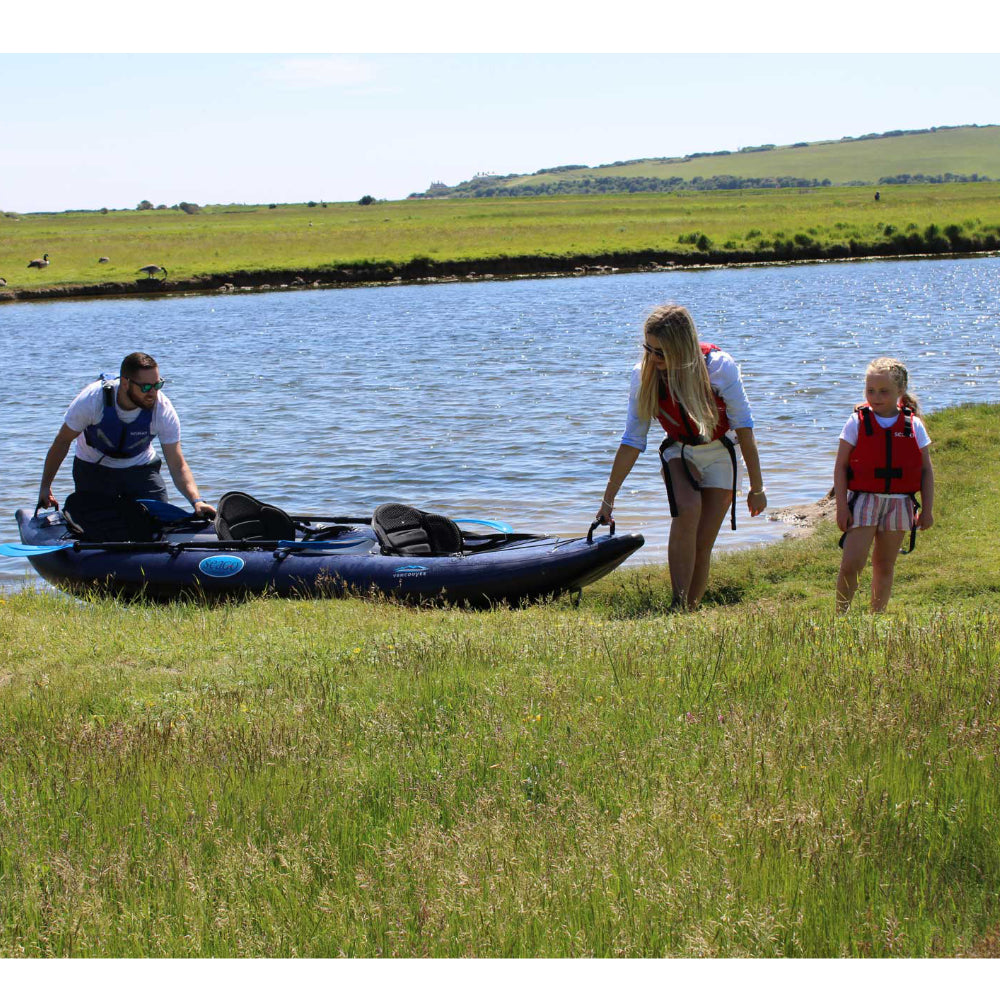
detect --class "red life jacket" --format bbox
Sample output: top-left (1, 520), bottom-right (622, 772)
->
top-left (656, 343), bottom-right (730, 444)
top-left (847, 404), bottom-right (923, 494)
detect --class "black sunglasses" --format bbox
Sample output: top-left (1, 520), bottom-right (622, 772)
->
top-left (642, 342), bottom-right (665, 360)
top-left (128, 378), bottom-right (165, 392)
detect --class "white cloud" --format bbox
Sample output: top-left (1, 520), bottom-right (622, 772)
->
top-left (261, 56), bottom-right (378, 90)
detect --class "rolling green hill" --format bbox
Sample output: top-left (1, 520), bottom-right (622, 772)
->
top-left (416, 125), bottom-right (1000, 198)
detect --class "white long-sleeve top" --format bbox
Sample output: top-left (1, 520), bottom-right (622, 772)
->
top-left (619, 348), bottom-right (755, 453)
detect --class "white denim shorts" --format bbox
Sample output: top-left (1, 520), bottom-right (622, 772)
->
top-left (661, 437), bottom-right (743, 493)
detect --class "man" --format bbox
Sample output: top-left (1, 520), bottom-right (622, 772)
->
top-left (37, 352), bottom-right (216, 517)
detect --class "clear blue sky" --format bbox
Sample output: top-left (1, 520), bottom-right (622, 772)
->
top-left (3, 27), bottom-right (998, 213)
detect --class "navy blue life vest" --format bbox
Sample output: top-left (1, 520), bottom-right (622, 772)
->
top-left (83, 380), bottom-right (155, 460)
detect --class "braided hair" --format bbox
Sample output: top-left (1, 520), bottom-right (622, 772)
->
top-left (866, 357), bottom-right (921, 415)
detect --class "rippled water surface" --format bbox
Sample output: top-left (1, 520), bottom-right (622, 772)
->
top-left (2, 256), bottom-right (999, 588)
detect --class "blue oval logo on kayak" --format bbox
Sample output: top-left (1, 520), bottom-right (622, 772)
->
top-left (198, 555), bottom-right (246, 578)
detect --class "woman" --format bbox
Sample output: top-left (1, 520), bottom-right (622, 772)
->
top-left (596, 304), bottom-right (767, 609)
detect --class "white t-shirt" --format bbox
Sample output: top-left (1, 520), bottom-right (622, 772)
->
top-left (840, 409), bottom-right (931, 498)
top-left (63, 379), bottom-right (181, 469)
top-left (620, 347), bottom-right (755, 453)
top-left (840, 410), bottom-right (931, 449)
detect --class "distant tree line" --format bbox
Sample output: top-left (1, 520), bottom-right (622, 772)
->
top-left (410, 175), bottom-right (834, 199)
top-left (136, 200), bottom-right (202, 214)
top-left (533, 164), bottom-right (589, 175)
top-left (839, 124), bottom-right (994, 142)
top-left (412, 166), bottom-right (994, 200)
top-left (875, 172), bottom-right (994, 185)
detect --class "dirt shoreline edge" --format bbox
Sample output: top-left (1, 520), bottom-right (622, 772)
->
top-left (2, 248), bottom-right (997, 305)
top-left (767, 489), bottom-right (838, 539)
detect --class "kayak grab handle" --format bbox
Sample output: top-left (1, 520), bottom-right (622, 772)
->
top-left (587, 518), bottom-right (615, 544)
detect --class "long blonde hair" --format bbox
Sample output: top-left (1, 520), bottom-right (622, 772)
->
top-left (637, 304), bottom-right (719, 437)
top-left (866, 356), bottom-right (921, 416)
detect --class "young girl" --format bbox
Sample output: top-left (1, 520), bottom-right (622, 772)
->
top-left (834, 357), bottom-right (935, 613)
top-left (596, 303), bottom-right (767, 610)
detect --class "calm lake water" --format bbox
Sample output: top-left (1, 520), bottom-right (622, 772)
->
top-left (2, 255), bottom-right (999, 590)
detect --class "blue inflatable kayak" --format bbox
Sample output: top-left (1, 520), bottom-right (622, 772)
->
top-left (12, 504), bottom-right (643, 605)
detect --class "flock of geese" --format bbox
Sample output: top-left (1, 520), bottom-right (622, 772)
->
top-left (1, 255), bottom-right (169, 288)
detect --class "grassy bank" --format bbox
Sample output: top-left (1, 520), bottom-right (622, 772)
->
top-left (2, 183), bottom-right (999, 300)
top-left (1, 404), bottom-right (999, 957)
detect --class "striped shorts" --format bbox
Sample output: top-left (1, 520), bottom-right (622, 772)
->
top-left (847, 491), bottom-right (915, 532)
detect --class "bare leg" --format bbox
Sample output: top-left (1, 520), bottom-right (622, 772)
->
top-left (687, 487), bottom-right (734, 608)
top-left (836, 526), bottom-right (877, 614)
top-left (666, 458), bottom-right (701, 607)
top-left (870, 529), bottom-right (906, 612)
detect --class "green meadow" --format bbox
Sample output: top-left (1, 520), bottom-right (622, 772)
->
top-left (2, 182), bottom-right (1000, 294)
top-left (2, 403), bottom-right (999, 957)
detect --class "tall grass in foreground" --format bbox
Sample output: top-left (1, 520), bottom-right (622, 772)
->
top-left (1, 405), bottom-right (998, 957)
top-left (1, 599), bottom-right (998, 957)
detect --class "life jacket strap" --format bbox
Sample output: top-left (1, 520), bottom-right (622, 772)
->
top-left (859, 405), bottom-right (873, 436)
top-left (837, 492), bottom-right (859, 550)
top-left (658, 438), bottom-right (680, 517)
top-left (719, 436), bottom-right (738, 531)
top-left (838, 492), bottom-right (919, 554)
top-left (658, 436), bottom-right (738, 530)
top-left (902, 495), bottom-right (919, 554)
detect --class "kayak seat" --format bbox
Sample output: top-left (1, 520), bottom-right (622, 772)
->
top-left (372, 503), bottom-right (463, 556)
top-left (215, 491), bottom-right (296, 542)
top-left (63, 491), bottom-right (162, 543)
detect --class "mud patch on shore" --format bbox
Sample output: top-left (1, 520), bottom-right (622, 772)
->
top-left (767, 488), bottom-right (837, 539)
